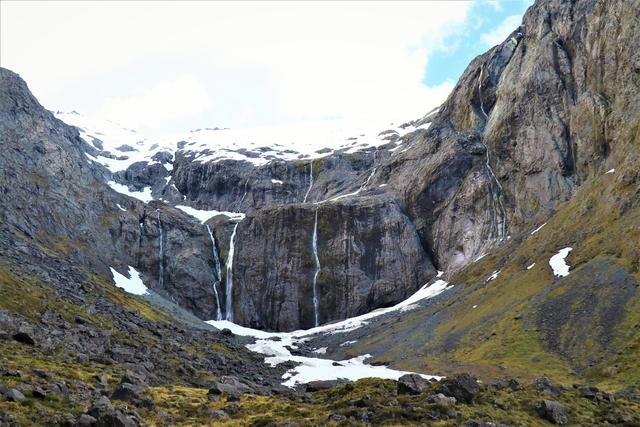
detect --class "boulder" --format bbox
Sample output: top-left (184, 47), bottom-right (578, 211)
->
top-left (397, 373), bottom-right (431, 395)
top-left (425, 393), bottom-right (456, 405)
top-left (5, 389), bottom-right (25, 402)
top-left (436, 373), bottom-right (482, 404)
top-left (12, 331), bottom-right (35, 345)
top-left (535, 377), bottom-right (561, 396)
top-left (536, 400), bottom-right (568, 425)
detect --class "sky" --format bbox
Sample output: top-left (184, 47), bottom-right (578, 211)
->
top-left (1, 0), bottom-right (532, 134)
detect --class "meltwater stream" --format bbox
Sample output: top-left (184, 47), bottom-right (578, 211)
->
top-left (477, 65), bottom-right (507, 240)
top-left (311, 208), bottom-right (321, 327)
top-left (225, 222), bottom-right (240, 322)
top-left (303, 160), bottom-right (314, 203)
top-left (206, 225), bottom-right (223, 321)
top-left (156, 210), bottom-right (165, 289)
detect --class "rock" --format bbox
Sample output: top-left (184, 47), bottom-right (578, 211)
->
top-left (536, 400), bottom-right (568, 425)
top-left (425, 393), bottom-right (456, 405)
top-left (220, 328), bottom-right (233, 336)
top-left (76, 414), bottom-right (97, 426)
top-left (397, 373), bottom-right (431, 395)
top-left (535, 377), bottom-right (561, 396)
top-left (328, 414), bottom-right (347, 422)
top-left (74, 316), bottom-right (90, 325)
top-left (32, 368), bottom-right (52, 381)
top-left (111, 383), bottom-right (147, 402)
top-left (32, 387), bottom-right (47, 399)
top-left (578, 386), bottom-right (614, 402)
top-left (305, 380), bottom-right (344, 392)
top-left (436, 373), bottom-right (482, 404)
top-left (208, 382), bottom-right (247, 401)
top-left (209, 410), bottom-right (230, 420)
top-left (12, 331), bottom-right (35, 345)
top-left (5, 389), bottom-right (25, 401)
top-left (87, 396), bottom-right (138, 427)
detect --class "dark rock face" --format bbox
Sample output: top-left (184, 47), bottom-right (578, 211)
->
top-left (232, 198), bottom-right (434, 330)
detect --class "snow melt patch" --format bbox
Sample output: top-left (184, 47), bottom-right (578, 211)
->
top-left (549, 247), bottom-right (573, 277)
top-left (110, 266), bottom-right (149, 295)
top-left (174, 205), bottom-right (245, 223)
top-left (207, 277), bottom-right (450, 387)
top-left (485, 270), bottom-right (500, 282)
top-left (108, 181), bottom-right (153, 203)
top-left (530, 223), bottom-right (547, 235)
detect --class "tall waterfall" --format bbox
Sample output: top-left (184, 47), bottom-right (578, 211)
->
top-left (206, 225), bottom-right (223, 321)
top-left (225, 222), bottom-right (240, 322)
top-left (303, 160), bottom-right (314, 203)
top-left (311, 208), bottom-right (321, 327)
top-left (157, 210), bottom-right (164, 288)
top-left (477, 65), bottom-right (507, 240)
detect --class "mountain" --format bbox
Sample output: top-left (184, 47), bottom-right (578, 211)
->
top-left (1, 0), bottom-right (639, 425)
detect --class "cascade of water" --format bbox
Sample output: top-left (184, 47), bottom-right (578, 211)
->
top-left (477, 65), bottom-right (507, 240)
top-left (311, 208), bottom-right (321, 327)
top-left (238, 179), bottom-right (249, 209)
top-left (225, 222), bottom-right (240, 322)
top-left (157, 210), bottom-right (164, 288)
top-left (359, 150), bottom-right (378, 192)
top-left (303, 160), bottom-right (314, 203)
top-left (206, 225), bottom-right (223, 321)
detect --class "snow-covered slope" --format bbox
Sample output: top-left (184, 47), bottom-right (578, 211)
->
top-left (56, 110), bottom-right (431, 172)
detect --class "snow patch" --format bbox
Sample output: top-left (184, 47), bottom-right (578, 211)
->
top-left (175, 205), bottom-right (245, 223)
top-left (110, 266), bottom-right (149, 295)
top-left (526, 263), bottom-right (536, 270)
top-left (605, 168), bottom-right (615, 174)
top-left (206, 277), bottom-right (449, 387)
top-left (116, 203), bottom-right (127, 212)
top-left (530, 223), bottom-right (547, 235)
top-left (549, 247), bottom-right (573, 277)
top-left (485, 270), bottom-right (500, 282)
top-left (271, 179), bottom-right (284, 185)
top-left (108, 181), bottom-right (153, 203)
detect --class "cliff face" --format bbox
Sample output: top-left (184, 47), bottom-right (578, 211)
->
top-left (2, 0), bottom-right (638, 333)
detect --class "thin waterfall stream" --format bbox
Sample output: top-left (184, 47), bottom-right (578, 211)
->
top-left (206, 225), bottom-right (223, 321)
top-left (156, 210), bottom-right (164, 288)
top-left (477, 65), bottom-right (507, 240)
top-left (303, 160), bottom-right (314, 203)
top-left (311, 208), bottom-right (321, 327)
top-left (225, 222), bottom-right (240, 322)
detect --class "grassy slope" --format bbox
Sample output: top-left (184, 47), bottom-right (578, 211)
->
top-left (360, 159), bottom-right (640, 391)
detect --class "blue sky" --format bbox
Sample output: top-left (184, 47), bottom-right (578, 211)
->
top-left (424, 0), bottom-right (533, 86)
top-left (1, 1), bottom-right (533, 133)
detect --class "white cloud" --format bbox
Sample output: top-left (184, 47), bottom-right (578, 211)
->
top-left (1, 1), bottom-right (473, 132)
top-left (97, 75), bottom-right (210, 129)
top-left (480, 14), bottom-right (521, 46)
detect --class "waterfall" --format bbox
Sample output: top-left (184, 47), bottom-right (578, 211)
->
top-left (303, 160), bottom-right (314, 203)
top-left (311, 208), bottom-right (321, 327)
top-left (225, 222), bottom-right (240, 322)
top-left (477, 65), bottom-right (507, 240)
top-left (359, 150), bottom-right (378, 192)
top-left (156, 210), bottom-right (164, 288)
top-left (206, 225), bottom-right (223, 321)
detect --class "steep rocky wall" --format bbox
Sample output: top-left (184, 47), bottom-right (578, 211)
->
top-left (229, 197), bottom-right (434, 331)
top-left (0, 68), bottom-right (220, 321)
